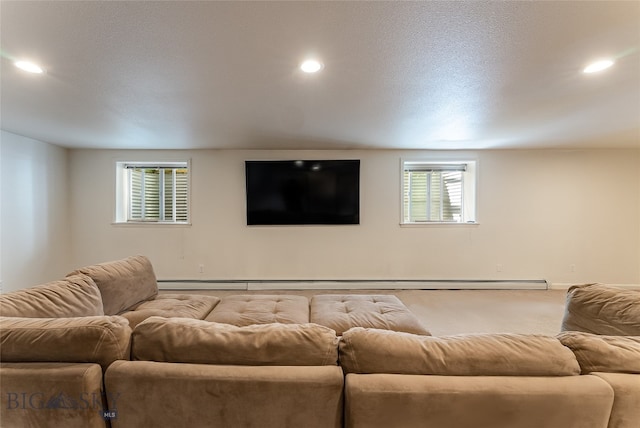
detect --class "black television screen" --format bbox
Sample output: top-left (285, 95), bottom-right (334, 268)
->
top-left (245, 160), bottom-right (360, 225)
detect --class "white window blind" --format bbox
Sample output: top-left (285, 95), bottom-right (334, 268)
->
top-left (403, 162), bottom-right (470, 223)
top-left (126, 163), bottom-right (189, 223)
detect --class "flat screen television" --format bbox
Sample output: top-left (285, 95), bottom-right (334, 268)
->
top-left (245, 160), bottom-right (360, 225)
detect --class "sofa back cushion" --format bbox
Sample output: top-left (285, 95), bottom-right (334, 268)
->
top-left (557, 331), bottom-right (640, 374)
top-left (339, 328), bottom-right (580, 376)
top-left (0, 316), bottom-right (132, 369)
top-left (68, 255), bottom-right (158, 315)
top-left (132, 317), bottom-right (339, 366)
top-left (561, 283), bottom-right (640, 335)
top-left (0, 274), bottom-right (104, 318)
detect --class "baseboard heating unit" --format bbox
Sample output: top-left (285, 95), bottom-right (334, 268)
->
top-left (158, 279), bottom-right (549, 291)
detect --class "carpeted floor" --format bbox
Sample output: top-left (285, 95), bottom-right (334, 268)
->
top-left (161, 288), bottom-right (568, 336)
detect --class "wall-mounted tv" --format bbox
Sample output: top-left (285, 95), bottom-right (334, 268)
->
top-left (245, 160), bottom-right (360, 225)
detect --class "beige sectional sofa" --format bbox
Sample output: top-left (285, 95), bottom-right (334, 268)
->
top-left (1, 256), bottom-right (639, 428)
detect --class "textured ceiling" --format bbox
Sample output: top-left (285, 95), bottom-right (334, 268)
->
top-left (1, 1), bottom-right (639, 150)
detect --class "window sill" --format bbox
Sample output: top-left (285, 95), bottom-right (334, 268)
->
top-left (400, 221), bottom-right (479, 227)
top-left (112, 222), bottom-right (192, 227)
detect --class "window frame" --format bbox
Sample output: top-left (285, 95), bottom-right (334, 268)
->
top-left (114, 160), bottom-right (191, 226)
top-left (400, 157), bottom-right (478, 226)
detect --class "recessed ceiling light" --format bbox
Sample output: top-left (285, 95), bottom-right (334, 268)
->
top-left (300, 59), bottom-right (323, 73)
top-left (583, 59), bottom-right (614, 74)
top-left (14, 60), bottom-right (45, 74)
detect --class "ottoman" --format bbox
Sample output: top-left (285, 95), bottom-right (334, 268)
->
top-left (310, 294), bottom-right (430, 335)
top-left (205, 295), bottom-right (310, 326)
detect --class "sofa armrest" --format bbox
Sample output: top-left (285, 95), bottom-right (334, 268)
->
top-left (561, 284), bottom-right (640, 335)
top-left (0, 316), bottom-right (132, 369)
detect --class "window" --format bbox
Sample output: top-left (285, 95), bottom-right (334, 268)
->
top-left (402, 160), bottom-right (476, 224)
top-left (115, 161), bottom-right (189, 224)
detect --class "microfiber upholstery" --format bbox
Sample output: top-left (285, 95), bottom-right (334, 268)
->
top-left (561, 283), bottom-right (640, 335)
top-left (0, 316), bottom-right (132, 370)
top-left (0, 274), bottom-right (104, 318)
top-left (339, 328), bottom-right (581, 376)
top-left (68, 255), bottom-right (158, 315)
top-left (121, 294), bottom-right (220, 328)
top-left (592, 372), bottom-right (640, 428)
top-left (344, 374), bottom-right (614, 428)
top-left (132, 317), bottom-right (339, 366)
top-left (205, 294), bottom-right (309, 326)
top-left (0, 362), bottom-right (107, 428)
top-left (310, 294), bottom-right (429, 335)
top-left (557, 331), bottom-right (640, 374)
top-left (105, 361), bottom-right (344, 428)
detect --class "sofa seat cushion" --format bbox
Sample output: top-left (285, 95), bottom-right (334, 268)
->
top-left (67, 255), bottom-right (158, 315)
top-left (0, 316), bottom-right (132, 369)
top-left (592, 372), bottom-right (640, 428)
top-left (344, 374), bottom-right (613, 428)
top-left (105, 361), bottom-right (344, 428)
top-left (132, 316), bottom-right (339, 366)
top-left (557, 331), bottom-right (640, 374)
top-left (120, 294), bottom-right (220, 329)
top-left (205, 294), bottom-right (309, 326)
top-left (561, 283), bottom-right (640, 335)
top-left (339, 328), bottom-right (581, 376)
top-left (0, 362), bottom-right (108, 428)
top-left (310, 294), bottom-right (429, 336)
top-left (0, 274), bottom-right (104, 318)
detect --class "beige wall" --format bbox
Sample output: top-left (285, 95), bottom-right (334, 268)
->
top-left (0, 131), bottom-right (71, 292)
top-left (68, 148), bottom-right (640, 287)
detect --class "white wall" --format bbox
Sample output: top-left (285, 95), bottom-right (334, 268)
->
top-left (0, 131), bottom-right (71, 292)
top-left (69, 148), bottom-right (640, 286)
